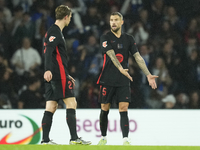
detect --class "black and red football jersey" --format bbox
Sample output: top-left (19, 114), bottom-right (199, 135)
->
top-left (43, 24), bottom-right (69, 80)
top-left (97, 31), bottom-right (138, 86)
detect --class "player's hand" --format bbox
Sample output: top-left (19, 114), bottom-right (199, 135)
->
top-left (44, 70), bottom-right (52, 82)
top-left (119, 68), bottom-right (133, 82)
top-left (68, 75), bottom-right (75, 87)
top-left (147, 74), bottom-right (158, 89)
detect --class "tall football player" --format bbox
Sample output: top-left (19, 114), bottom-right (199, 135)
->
top-left (97, 12), bottom-right (158, 145)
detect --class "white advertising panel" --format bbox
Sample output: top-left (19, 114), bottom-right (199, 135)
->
top-left (0, 109), bottom-right (200, 146)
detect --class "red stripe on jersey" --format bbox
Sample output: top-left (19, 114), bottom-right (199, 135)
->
top-left (56, 46), bottom-right (66, 97)
top-left (97, 54), bottom-right (106, 84)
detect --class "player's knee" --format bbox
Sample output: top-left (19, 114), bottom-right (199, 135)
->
top-left (119, 105), bottom-right (128, 112)
top-left (101, 104), bottom-right (110, 111)
top-left (46, 105), bottom-right (57, 113)
top-left (64, 99), bottom-right (77, 109)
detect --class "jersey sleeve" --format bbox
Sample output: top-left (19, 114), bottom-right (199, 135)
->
top-left (129, 35), bottom-right (138, 55)
top-left (100, 35), bottom-right (113, 53)
top-left (44, 30), bottom-right (60, 72)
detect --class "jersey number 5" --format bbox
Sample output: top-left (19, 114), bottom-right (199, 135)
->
top-left (102, 87), bottom-right (106, 96)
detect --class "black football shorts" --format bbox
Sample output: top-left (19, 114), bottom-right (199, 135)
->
top-left (45, 78), bottom-right (75, 102)
top-left (99, 85), bottom-right (131, 104)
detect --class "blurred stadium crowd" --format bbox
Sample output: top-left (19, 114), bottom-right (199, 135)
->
top-left (0, 0), bottom-right (200, 109)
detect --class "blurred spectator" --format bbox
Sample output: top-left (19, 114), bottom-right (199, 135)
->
top-left (0, 0), bottom-right (12, 23)
top-left (148, 0), bottom-right (164, 32)
top-left (155, 20), bottom-right (181, 46)
top-left (138, 45), bottom-right (153, 102)
top-left (188, 49), bottom-right (200, 90)
top-left (189, 90), bottom-right (200, 109)
top-left (137, 8), bottom-right (151, 31)
top-left (82, 5), bottom-right (100, 27)
top-left (46, 0), bottom-right (56, 19)
top-left (33, 4), bottom-right (54, 50)
top-left (78, 79), bottom-right (98, 108)
top-left (185, 36), bottom-right (199, 57)
top-left (11, 37), bottom-right (41, 76)
top-left (164, 6), bottom-right (185, 35)
top-left (159, 40), bottom-right (190, 92)
top-left (11, 0), bottom-right (33, 12)
top-left (0, 94), bottom-right (12, 109)
top-left (184, 18), bottom-right (200, 44)
top-left (129, 64), bottom-right (145, 108)
top-left (0, 21), bottom-right (12, 59)
top-left (62, 0), bottom-right (84, 36)
top-left (18, 76), bottom-right (43, 108)
top-left (0, 63), bottom-right (16, 108)
top-left (13, 12), bottom-right (35, 48)
top-left (174, 92), bottom-right (189, 109)
top-left (7, 6), bottom-right (24, 37)
top-left (161, 94), bottom-right (176, 109)
top-left (0, 52), bottom-right (8, 66)
top-left (151, 57), bottom-right (172, 99)
top-left (82, 4), bottom-right (102, 38)
top-left (88, 53), bottom-right (103, 79)
top-left (100, 12), bottom-right (110, 33)
top-left (127, 21), bottom-right (149, 45)
top-left (76, 35), bottom-right (99, 80)
top-left (159, 41), bottom-right (177, 69)
top-left (120, 0), bottom-right (143, 20)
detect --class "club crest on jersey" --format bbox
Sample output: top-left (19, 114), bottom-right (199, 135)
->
top-left (102, 41), bottom-right (107, 48)
top-left (49, 36), bottom-right (56, 42)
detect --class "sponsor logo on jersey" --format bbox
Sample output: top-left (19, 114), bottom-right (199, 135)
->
top-left (117, 44), bottom-right (123, 49)
top-left (49, 36), bottom-right (56, 42)
top-left (116, 53), bottom-right (124, 63)
top-left (102, 41), bottom-right (107, 48)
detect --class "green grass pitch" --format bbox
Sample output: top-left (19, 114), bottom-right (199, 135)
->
top-left (1, 145), bottom-right (200, 150)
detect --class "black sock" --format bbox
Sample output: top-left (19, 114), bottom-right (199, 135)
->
top-left (42, 111), bottom-right (53, 142)
top-left (120, 111), bottom-right (129, 138)
top-left (66, 109), bottom-right (78, 140)
top-left (99, 109), bottom-right (109, 136)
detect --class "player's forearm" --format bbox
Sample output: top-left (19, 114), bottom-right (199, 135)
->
top-left (106, 50), bottom-right (123, 71)
top-left (133, 52), bottom-right (150, 76)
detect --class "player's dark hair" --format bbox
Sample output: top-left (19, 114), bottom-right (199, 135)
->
top-left (110, 12), bottom-right (123, 20)
top-left (55, 5), bottom-right (71, 20)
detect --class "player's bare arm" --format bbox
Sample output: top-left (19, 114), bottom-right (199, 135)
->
top-left (106, 49), bottom-right (133, 81)
top-left (133, 52), bottom-right (158, 89)
top-left (44, 70), bottom-right (52, 82)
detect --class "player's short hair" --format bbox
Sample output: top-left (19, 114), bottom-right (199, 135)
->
top-left (110, 12), bottom-right (123, 20)
top-left (55, 5), bottom-right (71, 20)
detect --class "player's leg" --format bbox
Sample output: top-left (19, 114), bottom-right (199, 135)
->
top-left (117, 86), bottom-right (131, 145)
top-left (98, 85), bottom-right (114, 145)
top-left (41, 101), bottom-right (58, 144)
top-left (63, 97), bottom-right (91, 145)
top-left (100, 103), bottom-right (110, 137)
top-left (97, 103), bottom-right (110, 145)
top-left (119, 102), bottom-right (130, 145)
top-left (41, 81), bottom-right (61, 145)
top-left (63, 97), bottom-right (78, 141)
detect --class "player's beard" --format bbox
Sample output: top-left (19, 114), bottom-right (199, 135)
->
top-left (111, 26), bottom-right (120, 33)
